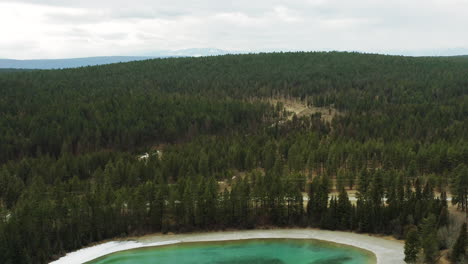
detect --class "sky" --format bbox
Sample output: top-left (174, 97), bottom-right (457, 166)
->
top-left (1, 0), bottom-right (468, 59)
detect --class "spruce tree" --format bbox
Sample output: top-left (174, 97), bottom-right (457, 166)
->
top-left (337, 187), bottom-right (352, 230)
top-left (306, 181), bottom-right (316, 225)
top-left (452, 164), bottom-right (468, 211)
top-left (420, 215), bottom-right (439, 263)
top-left (404, 227), bottom-right (420, 263)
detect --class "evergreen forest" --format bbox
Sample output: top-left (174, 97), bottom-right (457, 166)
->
top-left (0, 52), bottom-right (466, 263)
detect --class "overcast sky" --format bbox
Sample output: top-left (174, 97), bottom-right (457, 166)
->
top-left (1, 0), bottom-right (468, 59)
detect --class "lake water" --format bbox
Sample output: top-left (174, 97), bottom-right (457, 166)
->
top-left (87, 238), bottom-right (376, 264)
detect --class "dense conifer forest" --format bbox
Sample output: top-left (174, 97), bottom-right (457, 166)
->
top-left (0, 52), bottom-right (467, 263)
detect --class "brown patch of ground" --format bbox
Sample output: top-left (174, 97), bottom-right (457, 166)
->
top-left (268, 98), bottom-right (340, 123)
top-left (438, 249), bottom-right (451, 264)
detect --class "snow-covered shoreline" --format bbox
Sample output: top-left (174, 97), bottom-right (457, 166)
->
top-left (50, 229), bottom-right (404, 264)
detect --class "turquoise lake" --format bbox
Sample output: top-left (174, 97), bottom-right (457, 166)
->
top-left (87, 238), bottom-right (376, 264)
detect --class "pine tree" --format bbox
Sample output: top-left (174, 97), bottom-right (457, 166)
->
top-left (182, 179), bottom-right (195, 230)
top-left (336, 168), bottom-right (346, 192)
top-left (150, 187), bottom-right (164, 231)
top-left (404, 227), bottom-right (420, 263)
top-left (203, 176), bottom-right (218, 227)
top-left (306, 181), bottom-right (316, 225)
top-left (451, 164), bottom-right (468, 211)
top-left (337, 187), bottom-right (352, 230)
top-left (420, 215), bottom-right (439, 263)
top-left (357, 168), bottom-right (369, 200)
top-left (306, 176), bottom-right (329, 227)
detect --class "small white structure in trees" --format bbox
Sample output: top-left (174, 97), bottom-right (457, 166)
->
top-left (138, 153), bottom-right (150, 160)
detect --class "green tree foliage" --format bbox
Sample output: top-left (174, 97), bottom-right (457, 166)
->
top-left (420, 215), bottom-right (439, 263)
top-left (404, 227), bottom-right (420, 263)
top-left (451, 164), bottom-right (468, 211)
top-left (0, 52), bottom-right (466, 263)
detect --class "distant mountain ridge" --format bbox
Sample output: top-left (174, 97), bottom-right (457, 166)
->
top-left (0, 48), bottom-right (241, 69)
top-left (0, 56), bottom-right (156, 70)
top-left (156, 48), bottom-right (237, 57)
top-left (4, 48), bottom-right (466, 69)
top-left (385, 47), bottom-right (468, 57)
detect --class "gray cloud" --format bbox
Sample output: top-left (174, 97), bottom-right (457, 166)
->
top-left (1, 0), bottom-right (468, 59)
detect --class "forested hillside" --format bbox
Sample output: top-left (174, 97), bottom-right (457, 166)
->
top-left (0, 52), bottom-right (467, 263)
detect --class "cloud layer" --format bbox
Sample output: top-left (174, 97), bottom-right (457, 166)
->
top-left (2, 0), bottom-right (468, 59)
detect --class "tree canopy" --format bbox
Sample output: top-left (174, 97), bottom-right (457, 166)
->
top-left (0, 52), bottom-right (466, 263)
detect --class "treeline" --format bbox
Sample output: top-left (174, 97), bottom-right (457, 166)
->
top-left (0, 130), bottom-right (466, 263)
top-left (2, 130), bottom-right (465, 208)
top-left (0, 148), bottom-right (452, 263)
top-left (0, 52), bottom-right (466, 162)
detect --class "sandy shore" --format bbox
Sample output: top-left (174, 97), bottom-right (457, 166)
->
top-left (50, 229), bottom-right (404, 264)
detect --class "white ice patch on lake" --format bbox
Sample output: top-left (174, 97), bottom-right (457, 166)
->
top-left (50, 240), bottom-right (180, 264)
